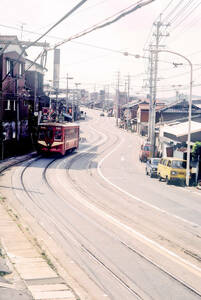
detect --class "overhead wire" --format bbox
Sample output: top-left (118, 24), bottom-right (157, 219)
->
top-left (53, 0), bottom-right (155, 49)
top-left (143, 0), bottom-right (174, 52)
top-left (168, 13), bottom-right (201, 45)
top-left (1, 0), bottom-right (89, 83)
top-left (162, 0), bottom-right (184, 23)
top-left (52, 0), bottom-right (155, 93)
top-left (168, 0), bottom-right (195, 25)
top-left (0, 20), bottom-right (178, 67)
top-left (167, 0), bottom-right (201, 46)
top-left (24, 0), bottom-right (109, 36)
top-left (171, 0), bottom-right (201, 29)
top-left (159, 0), bottom-right (195, 44)
top-left (142, 0), bottom-right (177, 96)
top-left (141, 0), bottom-right (201, 96)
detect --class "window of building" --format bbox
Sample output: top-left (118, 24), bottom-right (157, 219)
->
top-left (6, 59), bottom-right (14, 76)
top-left (13, 100), bottom-right (16, 111)
top-left (5, 100), bottom-right (11, 110)
top-left (19, 63), bottom-right (23, 76)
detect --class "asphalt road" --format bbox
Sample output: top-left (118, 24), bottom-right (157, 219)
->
top-left (1, 108), bottom-right (201, 300)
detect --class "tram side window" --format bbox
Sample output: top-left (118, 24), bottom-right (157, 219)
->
top-left (55, 130), bottom-right (62, 141)
top-left (65, 128), bottom-right (77, 139)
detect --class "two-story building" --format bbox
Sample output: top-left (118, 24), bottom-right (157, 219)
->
top-left (0, 35), bottom-right (48, 158)
top-left (137, 101), bottom-right (165, 136)
top-left (0, 36), bottom-right (31, 155)
top-left (25, 58), bottom-right (49, 114)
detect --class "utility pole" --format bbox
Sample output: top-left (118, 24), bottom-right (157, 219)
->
top-left (149, 18), bottom-right (169, 157)
top-left (55, 88), bottom-right (59, 122)
top-left (148, 47), bottom-right (154, 141)
top-left (127, 74), bottom-right (130, 103)
top-left (66, 73), bottom-right (73, 113)
top-left (20, 22), bottom-right (26, 40)
top-left (116, 72), bottom-right (120, 127)
top-left (73, 82), bottom-right (81, 122)
top-left (15, 76), bottom-right (20, 141)
top-left (34, 71), bottom-right (38, 113)
top-left (150, 21), bottom-right (160, 157)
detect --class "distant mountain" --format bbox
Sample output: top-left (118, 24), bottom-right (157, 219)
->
top-left (158, 95), bottom-right (201, 104)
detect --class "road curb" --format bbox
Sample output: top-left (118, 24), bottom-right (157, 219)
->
top-left (0, 152), bottom-right (37, 173)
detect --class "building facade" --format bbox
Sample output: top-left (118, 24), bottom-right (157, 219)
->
top-left (0, 35), bottom-right (29, 146)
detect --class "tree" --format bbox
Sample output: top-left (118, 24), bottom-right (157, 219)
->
top-left (192, 141), bottom-right (201, 160)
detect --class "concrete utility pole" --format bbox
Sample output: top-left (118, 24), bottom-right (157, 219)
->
top-left (34, 71), bottom-right (38, 113)
top-left (116, 72), bottom-right (120, 127)
top-left (148, 47), bottom-right (154, 141)
top-left (15, 77), bottom-right (20, 141)
top-left (72, 82), bottom-right (81, 122)
top-left (66, 73), bottom-right (73, 112)
top-left (150, 21), bottom-right (160, 157)
top-left (127, 74), bottom-right (130, 103)
top-left (149, 18), bottom-right (169, 157)
top-left (20, 23), bottom-right (26, 40)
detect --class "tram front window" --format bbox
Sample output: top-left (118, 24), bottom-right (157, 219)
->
top-left (46, 128), bottom-right (53, 140)
top-left (39, 130), bottom-right (45, 140)
top-left (54, 130), bottom-right (62, 141)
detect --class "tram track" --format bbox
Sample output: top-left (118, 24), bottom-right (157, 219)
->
top-left (6, 117), bottom-right (201, 299)
top-left (53, 124), bottom-right (201, 298)
top-left (15, 128), bottom-right (148, 299)
top-left (44, 161), bottom-right (201, 299)
top-left (66, 127), bottom-right (201, 269)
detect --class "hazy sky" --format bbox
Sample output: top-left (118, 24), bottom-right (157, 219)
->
top-left (1, 0), bottom-right (201, 98)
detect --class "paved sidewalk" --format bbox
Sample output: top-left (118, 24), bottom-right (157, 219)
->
top-left (0, 203), bottom-right (76, 300)
top-left (0, 153), bottom-right (77, 300)
top-left (0, 151), bottom-right (200, 300)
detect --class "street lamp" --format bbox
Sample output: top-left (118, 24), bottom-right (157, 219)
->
top-left (153, 49), bottom-right (193, 186)
top-left (123, 50), bottom-right (193, 186)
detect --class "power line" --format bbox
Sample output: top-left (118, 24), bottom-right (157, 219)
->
top-left (32, 0), bottom-right (88, 47)
top-left (161, 0), bottom-right (175, 16)
top-left (171, 0), bottom-right (201, 30)
top-left (168, 0), bottom-right (195, 24)
top-left (168, 10), bottom-right (201, 45)
top-left (163, 0), bottom-right (184, 23)
top-left (162, 0), bottom-right (200, 45)
top-left (0, 21), bottom-right (178, 68)
top-left (143, 0), bottom-right (174, 51)
top-left (1, 0), bottom-right (89, 83)
top-left (0, 1), bottom-right (106, 39)
top-left (53, 0), bottom-right (155, 49)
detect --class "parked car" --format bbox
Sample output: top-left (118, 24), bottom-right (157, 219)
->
top-left (146, 158), bottom-right (160, 177)
top-left (139, 142), bottom-right (152, 162)
top-left (100, 112), bottom-right (105, 116)
top-left (157, 157), bottom-right (187, 185)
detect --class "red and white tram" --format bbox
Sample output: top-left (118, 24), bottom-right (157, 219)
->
top-left (37, 122), bottom-right (79, 156)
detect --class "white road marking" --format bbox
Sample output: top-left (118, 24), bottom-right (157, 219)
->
top-left (54, 125), bottom-right (201, 275)
top-left (97, 138), bottom-right (200, 229)
top-left (58, 165), bottom-right (201, 275)
top-left (79, 129), bottom-right (201, 274)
